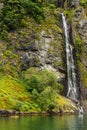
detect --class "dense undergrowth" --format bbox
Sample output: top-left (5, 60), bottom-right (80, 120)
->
top-left (0, 71), bottom-right (75, 112)
top-left (0, 0), bottom-right (57, 40)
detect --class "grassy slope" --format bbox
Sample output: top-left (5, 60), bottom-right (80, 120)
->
top-left (0, 75), bottom-right (29, 110)
top-left (0, 75), bottom-right (41, 112)
top-left (0, 75), bottom-right (77, 112)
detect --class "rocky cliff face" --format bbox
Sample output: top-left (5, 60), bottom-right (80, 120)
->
top-left (57, 0), bottom-right (79, 8)
top-left (0, 14), bottom-right (65, 83)
top-left (74, 14), bottom-right (87, 103)
top-left (59, 1), bottom-right (87, 106)
top-left (67, 0), bottom-right (79, 7)
top-left (57, 0), bottom-right (65, 7)
top-left (19, 29), bottom-right (65, 81)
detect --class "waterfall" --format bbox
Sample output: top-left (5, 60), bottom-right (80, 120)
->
top-left (62, 13), bottom-right (83, 114)
top-left (62, 13), bottom-right (77, 101)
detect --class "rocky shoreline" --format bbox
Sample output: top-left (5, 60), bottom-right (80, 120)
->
top-left (0, 109), bottom-right (79, 117)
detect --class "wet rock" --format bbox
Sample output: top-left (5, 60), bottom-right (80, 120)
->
top-left (0, 110), bottom-right (16, 116)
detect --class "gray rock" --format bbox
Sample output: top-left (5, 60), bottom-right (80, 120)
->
top-left (18, 30), bottom-right (65, 81)
top-left (74, 8), bottom-right (84, 20)
top-left (0, 3), bottom-right (3, 9)
top-left (67, 0), bottom-right (79, 8)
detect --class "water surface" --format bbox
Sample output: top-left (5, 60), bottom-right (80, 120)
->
top-left (0, 114), bottom-right (86, 130)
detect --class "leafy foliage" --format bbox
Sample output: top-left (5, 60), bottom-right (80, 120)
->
top-left (23, 67), bottom-right (63, 93)
top-left (0, 0), bottom-right (25, 31)
top-left (0, 75), bottom-right (41, 112)
top-left (75, 36), bottom-right (84, 60)
top-left (23, 67), bottom-right (63, 111)
top-left (80, 0), bottom-right (87, 7)
top-left (0, 0), bottom-right (45, 34)
top-left (20, 0), bottom-right (44, 22)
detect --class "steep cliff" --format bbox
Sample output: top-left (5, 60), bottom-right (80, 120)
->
top-left (73, 7), bottom-right (87, 111)
top-left (63, 0), bottom-right (87, 111)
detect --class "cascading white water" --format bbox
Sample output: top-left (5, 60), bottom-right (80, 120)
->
top-left (62, 13), bottom-right (83, 114)
top-left (62, 13), bottom-right (77, 101)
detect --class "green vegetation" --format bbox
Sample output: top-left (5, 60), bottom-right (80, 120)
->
top-left (80, 0), bottom-right (87, 7)
top-left (23, 68), bottom-right (63, 93)
top-left (0, 73), bottom-right (76, 112)
top-left (75, 36), bottom-right (84, 60)
top-left (64, 9), bottom-right (75, 20)
top-left (76, 35), bottom-right (87, 88)
top-left (0, 0), bottom-right (59, 40)
top-left (0, 0), bottom-right (44, 40)
top-left (0, 75), bottom-right (40, 112)
top-left (77, 61), bottom-right (87, 88)
top-left (23, 67), bottom-right (63, 111)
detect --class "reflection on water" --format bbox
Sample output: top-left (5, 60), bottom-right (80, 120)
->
top-left (0, 115), bottom-right (86, 130)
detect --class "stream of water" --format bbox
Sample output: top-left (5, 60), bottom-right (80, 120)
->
top-left (62, 13), bottom-right (78, 101)
top-left (62, 13), bottom-right (83, 114)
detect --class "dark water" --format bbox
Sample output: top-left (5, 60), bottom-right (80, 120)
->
top-left (0, 114), bottom-right (87, 130)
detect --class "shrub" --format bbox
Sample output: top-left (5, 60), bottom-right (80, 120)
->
top-left (0, 29), bottom-right (8, 40)
top-left (22, 1), bottom-right (44, 23)
top-left (0, 0), bottom-right (44, 34)
top-left (75, 36), bottom-right (84, 60)
top-left (23, 67), bottom-right (64, 110)
top-left (14, 101), bottom-right (23, 111)
top-left (27, 76), bottom-right (42, 93)
top-left (2, 4), bottom-right (26, 30)
top-left (20, 104), bottom-right (29, 112)
top-left (24, 67), bottom-right (63, 93)
top-left (80, 0), bottom-right (87, 7)
top-left (37, 87), bottom-right (57, 111)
